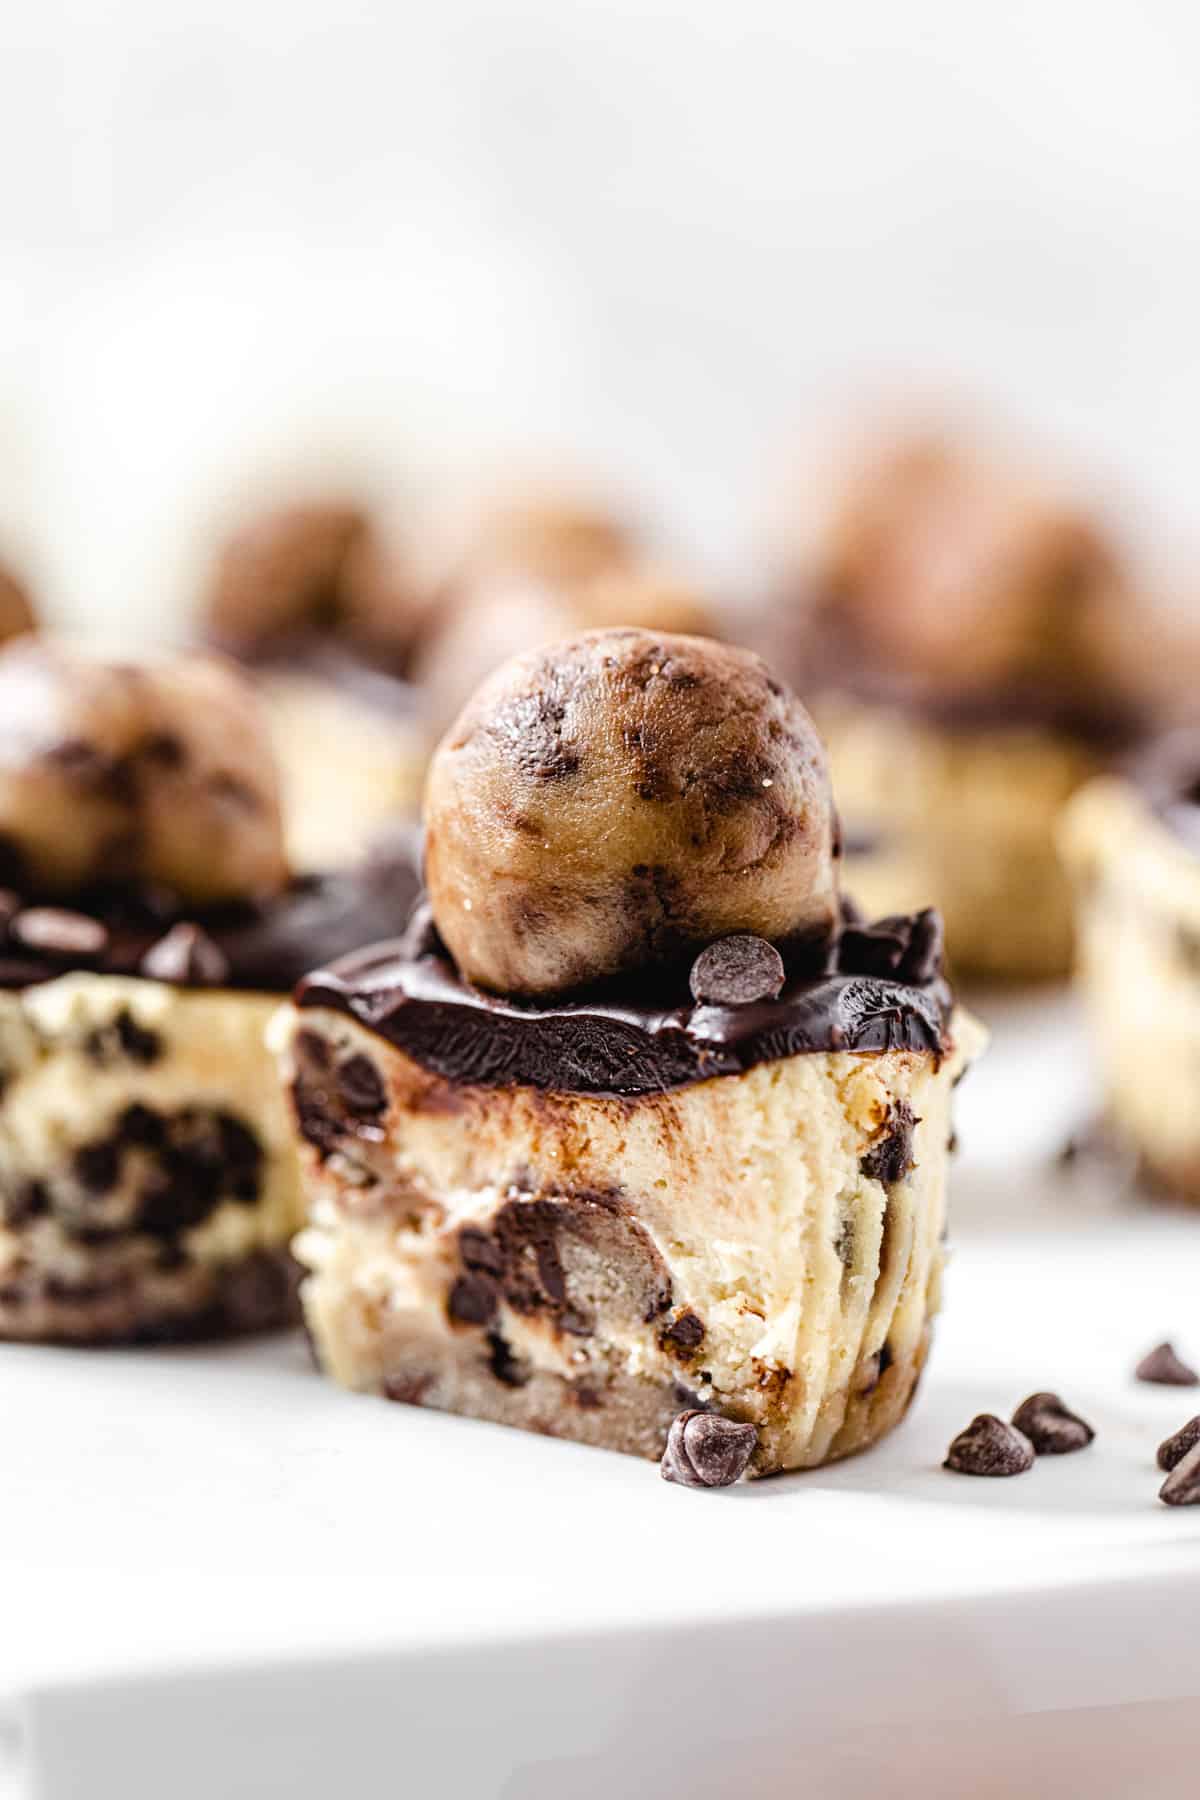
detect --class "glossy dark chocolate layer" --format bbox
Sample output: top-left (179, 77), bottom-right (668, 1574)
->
top-left (0, 825), bottom-right (422, 996)
top-left (1131, 727), bottom-right (1200, 856)
top-left (297, 905), bottom-right (954, 1097)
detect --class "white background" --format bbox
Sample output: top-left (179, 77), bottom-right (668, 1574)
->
top-left (3, 1), bottom-right (1200, 633)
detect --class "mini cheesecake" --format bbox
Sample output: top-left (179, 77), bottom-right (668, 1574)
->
top-left (280, 905), bottom-right (980, 1474)
top-left (0, 637), bottom-right (421, 1344)
top-left (1062, 730), bottom-right (1200, 1202)
top-left (757, 429), bottom-right (1167, 980)
top-left (0, 854), bottom-right (419, 1343)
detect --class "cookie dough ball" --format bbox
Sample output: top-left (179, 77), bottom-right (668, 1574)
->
top-left (0, 639), bottom-right (288, 904)
top-left (414, 566), bottom-right (718, 738)
top-left (459, 492), bottom-right (637, 590)
top-left (784, 435), bottom-right (1121, 693)
top-left (424, 628), bottom-right (838, 996)
top-left (205, 501), bottom-right (414, 662)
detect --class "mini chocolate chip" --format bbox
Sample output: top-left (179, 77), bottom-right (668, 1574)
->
top-left (661, 1310), bottom-right (706, 1355)
top-left (12, 907), bottom-right (108, 958)
top-left (1135, 1342), bottom-right (1199, 1386)
top-left (138, 731), bottom-right (186, 769)
top-left (447, 1273), bottom-right (499, 1326)
top-left (486, 1329), bottom-right (530, 1387)
top-left (118, 1102), bottom-right (166, 1149)
top-left (860, 1100), bottom-right (917, 1185)
top-left (72, 1141), bottom-right (121, 1193)
top-left (1011, 1392), bottom-right (1095, 1455)
top-left (1157, 1415), bottom-right (1200, 1472)
top-left (944, 1415), bottom-right (1034, 1477)
top-left (459, 1227), bottom-right (505, 1277)
top-left (86, 1009), bottom-right (163, 1067)
top-left (337, 1053), bottom-right (387, 1118)
top-left (1, 1179), bottom-right (48, 1229)
top-left (1159, 1441), bottom-right (1200, 1506)
top-left (292, 1075), bottom-right (341, 1155)
top-left (689, 935), bottom-right (785, 1007)
top-left (661, 1410), bottom-right (758, 1488)
top-left (140, 922), bottom-right (230, 986)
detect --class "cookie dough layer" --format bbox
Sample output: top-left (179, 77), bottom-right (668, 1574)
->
top-left (261, 671), bottom-right (426, 870)
top-left (820, 694), bottom-right (1104, 980)
top-left (0, 973), bottom-right (304, 1340)
top-left (1062, 778), bottom-right (1200, 1203)
top-left (279, 1006), bottom-right (981, 1474)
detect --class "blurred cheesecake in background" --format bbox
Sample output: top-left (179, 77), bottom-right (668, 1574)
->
top-left (204, 477), bottom-right (720, 862)
top-left (756, 423), bottom-right (1186, 981)
top-left (1062, 729), bottom-right (1200, 1203)
top-left (202, 495), bottom-right (428, 870)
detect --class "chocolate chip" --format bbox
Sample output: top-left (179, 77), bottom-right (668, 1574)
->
top-left (85, 1009), bottom-right (162, 1067)
top-left (72, 1141), bottom-right (121, 1193)
top-left (1011, 1392), bottom-right (1095, 1456)
top-left (447, 1273), bottom-right (499, 1326)
top-left (1135, 1342), bottom-right (1199, 1386)
top-left (1159, 1441), bottom-right (1200, 1506)
top-left (118, 1103), bottom-right (166, 1149)
top-left (689, 935), bottom-right (785, 1007)
top-left (944, 1415), bottom-right (1034, 1477)
top-left (11, 907), bottom-right (108, 958)
top-left (337, 1053), bottom-right (386, 1118)
top-left (838, 907), bottom-right (944, 986)
top-left (292, 1074), bottom-right (341, 1154)
top-left (140, 922), bottom-right (230, 986)
top-left (661, 1309), bottom-right (705, 1356)
top-left (860, 1100), bottom-right (917, 1185)
top-left (217, 1250), bottom-right (297, 1333)
top-left (0, 1179), bottom-right (48, 1229)
top-left (138, 731), bottom-right (186, 769)
top-left (459, 1227), bottom-right (505, 1277)
top-left (1157, 1416), bottom-right (1200, 1472)
top-left (486, 1329), bottom-right (530, 1387)
top-left (661, 1410), bottom-right (758, 1488)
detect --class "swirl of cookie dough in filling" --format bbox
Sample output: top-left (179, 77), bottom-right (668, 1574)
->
top-left (424, 627), bottom-right (839, 997)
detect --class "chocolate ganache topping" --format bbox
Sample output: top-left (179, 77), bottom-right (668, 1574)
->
top-left (0, 825), bottom-right (423, 996)
top-left (296, 900), bottom-right (953, 1098)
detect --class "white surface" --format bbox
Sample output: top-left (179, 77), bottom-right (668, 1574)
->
top-left (4, 990), bottom-right (1200, 1798)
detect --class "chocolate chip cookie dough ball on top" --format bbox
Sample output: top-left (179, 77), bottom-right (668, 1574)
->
top-left (1061, 729), bottom-right (1200, 1204)
top-left (425, 629), bottom-right (837, 995)
top-left (201, 494), bottom-right (427, 871)
top-left (759, 427), bottom-right (1153, 980)
top-left (0, 640), bottom-right (420, 1344)
top-left (279, 627), bottom-right (983, 1479)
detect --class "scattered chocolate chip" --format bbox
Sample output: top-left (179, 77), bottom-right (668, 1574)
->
top-left (140, 922), bottom-right (230, 986)
top-left (118, 1102), bottom-right (166, 1149)
top-left (447, 1273), bottom-right (499, 1327)
top-left (1011, 1392), bottom-right (1094, 1456)
top-left (661, 1409), bottom-right (758, 1488)
top-left (661, 1309), bottom-right (706, 1356)
top-left (689, 935), bottom-right (785, 1007)
top-left (1135, 1342), bottom-right (1199, 1387)
top-left (944, 1414), bottom-right (1034, 1477)
top-left (1157, 1416), bottom-right (1200, 1473)
top-left (11, 907), bottom-right (108, 958)
top-left (337, 1053), bottom-right (387, 1118)
top-left (860, 1100), bottom-right (917, 1185)
top-left (1159, 1441), bottom-right (1200, 1506)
